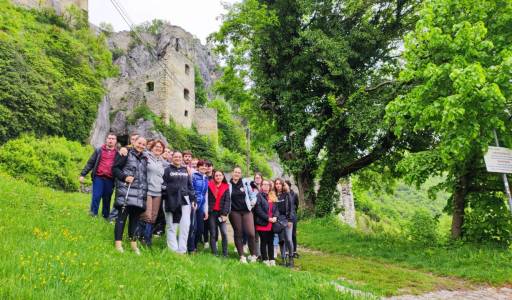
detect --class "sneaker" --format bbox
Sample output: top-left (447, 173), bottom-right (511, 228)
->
top-left (263, 260), bottom-right (270, 266)
top-left (269, 260), bottom-right (276, 266)
top-left (133, 247), bottom-right (141, 256)
top-left (247, 255), bottom-right (258, 263)
top-left (293, 252), bottom-right (300, 259)
top-left (289, 257), bottom-right (294, 268)
top-left (239, 256), bottom-right (247, 264)
top-left (115, 246), bottom-right (124, 253)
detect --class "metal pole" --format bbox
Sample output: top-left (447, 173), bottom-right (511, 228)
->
top-left (493, 129), bottom-right (512, 214)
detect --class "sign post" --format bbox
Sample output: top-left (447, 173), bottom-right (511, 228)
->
top-left (485, 130), bottom-right (512, 214)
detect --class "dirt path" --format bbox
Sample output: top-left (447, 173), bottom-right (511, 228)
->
top-left (296, 247), bottom-right (511, 300)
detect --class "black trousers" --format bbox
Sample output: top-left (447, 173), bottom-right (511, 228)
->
top-left (258, 231), bottom-right (274, 261)
top-left (114, 206), bottom-right (143, 241)
top-left (292, 218), bottom-right (298, 252)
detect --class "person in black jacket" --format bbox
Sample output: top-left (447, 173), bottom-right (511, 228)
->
top-left (112, 136), bottom-right (148, 255)
top-left (254, 180), bottom-right (278, 266)
top-left (162, 151), bottom-right (196, 254)
top-left (207, 170), bottom-right (231, 256)
top-left (275, 178), bottom-right (295, 267)
top-left (286, 180), bottom-right (299, 258)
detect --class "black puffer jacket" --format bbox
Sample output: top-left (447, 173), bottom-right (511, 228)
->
top-left (207, 181), bottom-right (231, 216)
top-left (254, 192), bottom-right (279, 227)
top-left (113, 148), bottom-right (148, 209)
top-left (163, 164), bottom-right (196, 214)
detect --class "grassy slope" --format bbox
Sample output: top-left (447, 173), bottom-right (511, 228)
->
top-left (299, 218), bottom-right (512, 286)
top-left (0, 173), bottom-right (353, 299)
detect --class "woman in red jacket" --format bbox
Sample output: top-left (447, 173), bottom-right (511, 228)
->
top-left (207, 170), bottom-right (231, 256)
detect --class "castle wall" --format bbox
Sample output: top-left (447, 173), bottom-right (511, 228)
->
top-left (194, 107), bottom-right (218, 137)
top-left (165, 48), bottom-right (195, 128)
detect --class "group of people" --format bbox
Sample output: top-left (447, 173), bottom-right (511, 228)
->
top-left (80, 133), bottom-right (300, 267)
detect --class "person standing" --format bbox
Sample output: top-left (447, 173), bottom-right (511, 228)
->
top-left (80, 133), bottom-right (118, 220)
top-left (286, 180), bottom-right (299, 258)
top-left (207, 170), bottom-right (231, 257)
top-left (187, 160), bottom-right (209, 252)
top-left (275, 178), bottom-right (295, 267)
top-left (141, 140), bottom-right (166, 246)
top-left (162, 151), bottom-right (196, 254)
top-left (229, 167), bottom-right (258, 263)
top-left (112, 136), bottom-right (148, 255)
top-left (254, 180), bottom-right (278, 266)
top-left (182, 150), bottom-right (194, 175)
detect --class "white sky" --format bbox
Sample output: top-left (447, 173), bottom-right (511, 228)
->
top-left (88, 0), bottom-right (239, 43)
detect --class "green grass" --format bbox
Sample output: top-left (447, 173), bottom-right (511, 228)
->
top-left (299, 218), bottom-right (512, 285)
top-left (0, 173), bottom-right (355, 299)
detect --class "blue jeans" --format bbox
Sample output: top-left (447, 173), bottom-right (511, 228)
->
top-left (90, 176), bottom-right (114, 218)
top-left (187, 209), bottom-right (205, 252)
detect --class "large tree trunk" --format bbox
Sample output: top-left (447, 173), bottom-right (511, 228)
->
top-left (296, 170), bottom-right (315, 214)
top-left (451, 174), bottom-right (468, 239)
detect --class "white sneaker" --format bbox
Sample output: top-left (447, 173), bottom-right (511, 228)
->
top-left (204, 242), bottom-right (209, 249)
top-left (247, 255), bottom-right (258, 263)
top-left (239, 256), bottom-right (247, 264)
top-left (269, 260), bottom-right (276, 266)
top-left (115, 246), bottom-right (124, 253)
top-left (263, 260), bottom-right (270, 266)
top-left (132, 248), bottom-right (141, 256)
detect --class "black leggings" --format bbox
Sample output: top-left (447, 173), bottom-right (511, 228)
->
top-left (208, 211), bottom-right (228, 256)
top-left (229, 210), bottom-right (256, 257)
top-left (114, 206), bottom-right (143, 241)
top-left (292, 219), bottom-right (298, 252)
top-left (258, 231), bottom-right (274, 261)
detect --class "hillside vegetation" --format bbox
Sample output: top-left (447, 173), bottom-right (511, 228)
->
top-left (0, 0), bottom-right (116, 143)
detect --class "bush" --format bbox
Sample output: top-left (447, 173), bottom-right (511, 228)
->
top-left (0, 135), bottom-right (92, 191)
top-left (463, 193), bottom-right (512, 246)
top-left (404, 209), bottom-right (439, 246)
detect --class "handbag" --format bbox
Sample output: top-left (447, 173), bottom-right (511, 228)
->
top-left (272, 215), bottom-right (288, 234)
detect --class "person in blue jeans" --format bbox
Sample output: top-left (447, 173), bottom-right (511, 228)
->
top-left (187, 160), bottom-right (209, 252)
top-left (80, 133), bottom-right (118, 219)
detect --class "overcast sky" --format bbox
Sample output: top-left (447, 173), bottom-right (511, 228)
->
top-left (88, 0), bottom-right (239, 43)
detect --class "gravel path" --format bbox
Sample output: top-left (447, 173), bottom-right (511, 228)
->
top-left (385, 287), bottom-right (512, 300)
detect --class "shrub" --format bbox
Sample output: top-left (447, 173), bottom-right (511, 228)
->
top-left (0, 135), bottom-right (92, 191)
top-left (404, 209), bottom-right (439, 246)
top-left (463, 193), bottom-right (512, 246)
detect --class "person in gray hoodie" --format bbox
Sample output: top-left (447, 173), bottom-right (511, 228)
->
top-left (141, 140), bottom-right (167, 246)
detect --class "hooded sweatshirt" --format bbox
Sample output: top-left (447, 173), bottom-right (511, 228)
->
top-left (146, 152), bottom-right (165, 197)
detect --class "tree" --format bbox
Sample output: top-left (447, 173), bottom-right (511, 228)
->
top-left (214, 0), bottom-right (418, 215)
top-left (386, 0), bottom-right (512, 239)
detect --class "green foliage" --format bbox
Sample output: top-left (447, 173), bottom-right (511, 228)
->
top-left (126, 104), bottom-right (155, 125)
top-left (0, 1), bottom-right (117, 143)
top-left (0, 135), bottom-right (92, 191)
top-left (463, 193), bottom-right (512, 245)
top-left (214, 0), bottom-right (418, 214)
top-left (404, 209), bottom-right (440, 246)
top-left (385, 0), bottom-right (512, 239)
top-left (207, 99), bottom-right (245, 153)
top-left (194, 65), bottom-right (208, 107)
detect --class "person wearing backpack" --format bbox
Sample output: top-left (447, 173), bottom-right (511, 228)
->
top-left (254, 180), bottom-right (278, 266)
top-left (112, 136), bottom-right (148, 255)
top-left (275, 178), bottom-right (295, 267)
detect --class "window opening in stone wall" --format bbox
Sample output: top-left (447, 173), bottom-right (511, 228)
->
top-left (146, 81), bottom-right (154, 92)
top-left (184, 110), bottom-right (188, 117)
top-left (175, 38), bottom-right (180, 52)
top-left (185, 64), bottom-right (190, 75)
top-left (184, 88), bottom-right (190, 100)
